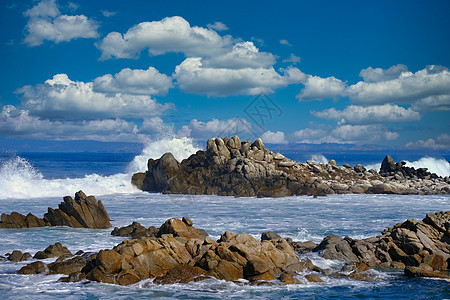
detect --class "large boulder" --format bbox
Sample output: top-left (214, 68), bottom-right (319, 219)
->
top-left (44, 191), bottom-right (111, 229)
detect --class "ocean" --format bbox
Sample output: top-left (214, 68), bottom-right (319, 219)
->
top-left (0, 137), bottom-right (449, 299)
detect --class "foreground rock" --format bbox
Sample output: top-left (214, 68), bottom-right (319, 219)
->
top-left (132, 136), bottom-right (449, 197)
top-left (18, 218), bottom-right (330, 285)
top-left (0, 191), bottom-right (111, 229)
top-left (312, 211), bottom-right (450, 279)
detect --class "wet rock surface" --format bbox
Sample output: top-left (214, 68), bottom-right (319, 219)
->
top-left (0, 191), bottom-right (111, 229)
top-left (132, 136), bottom-right (449, 197)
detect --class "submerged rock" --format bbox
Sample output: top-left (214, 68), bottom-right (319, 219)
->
top-left (133, 136), bottom-right (449, 197)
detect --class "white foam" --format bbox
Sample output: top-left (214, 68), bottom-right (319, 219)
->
top-left (365, 156), bottom-right (450, 177)
top-left (310, 154), bottom-right (329, 164)
top-left (0, 136), bottom-right (201, 199)
top-left (404, 157), bottom-right (450, 177)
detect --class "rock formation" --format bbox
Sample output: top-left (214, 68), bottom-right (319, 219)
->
top-left (0, 191), bottom-right (111, 229)
top-left (132, 136), bottom-right (450, 197)
top-left (310, 211), bottom-right (450, 278)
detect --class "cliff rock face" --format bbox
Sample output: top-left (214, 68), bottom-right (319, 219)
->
top-left (132, 136), bottom-right (450, 197)
top-left (0, 191), bottom-right (111, 229)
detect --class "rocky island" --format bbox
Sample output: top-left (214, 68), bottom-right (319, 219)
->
top-left (132, 136), bottom-right (450, 197)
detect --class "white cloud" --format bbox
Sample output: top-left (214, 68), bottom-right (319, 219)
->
top-left (312, 104), bottom-right (421, 125)
top-left (297, 75), bottom-right (346, 101)
top-left (98, 16), bottom-right (233, 60)
top-left (279, 39), bottom-right (291, 46)
top-left (101, 10), bottom-right (117, 18)
top-left (16, 74), bottom-right (173, 120)
top-left (405, 134), bottom-right (450, 150)
top-left (174, 58), bottom-right (305, 96)
top-left (177, 118), bottom-right (253, 140)
top-left (282, 53), bottom-right (300, 64)
top-left (0, 106), bottom-right (139, 142)
top-left (261, 130), bottom-right (288, 144)
top-left (207, 21), bottom-right (229, 31)
top-left (138, 117), bottom-right (166, 134)
top-left (93, 67), bottom-right (173, 96)
top-left (346, 65), bottom-right (450, 105)
top-left (293, 125), bottom-right (399, 144)
top-left (23, 0), bottom-right (98, 46)
top-left (411, 94), bottom-right (450, 112)
top-left (202, 41), bottom-right (276, 69)
top-left (359, 64), bottom-right (408, 83)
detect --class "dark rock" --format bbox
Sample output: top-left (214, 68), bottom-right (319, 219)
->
top-left (0, 212), bottom-right (46, 229)
top-left (49, 256), bottom-right (87, 275)
top-left (261, 232), bottom-right (282, 241)
top-left (131, 172), bottom-right (146, 190)
top-left (154, 265), bottom-right (207, 284)
top-left (290, 241), bottom-right (318, 254)
top-left (18, 261), bottom-right (47, 275)
top-left (404, 265), bottom-right (450, 279)
top-left (354, 164), bottom-right (366, 173)
top-left (34, 242), bottom-right (72, 259)
top-left (8, 250), bottom-right (31, 262)
top-left (111, 222), bottom-right (156, 239)
top-left (305, 274), bottom-right (323, 282)
top-left (314, 235), bottom-right (358, 261)
top-left (157, 218), bottom-right (208, 239)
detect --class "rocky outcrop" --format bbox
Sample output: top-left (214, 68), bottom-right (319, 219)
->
top-left (16, 218), bottom-right (332, 286)
top-left (132, 136), bottom-right (449, 197)
top-left (0, 191), bottom-right (111, 229)
top-left (312, 211), bottom-right (450, 279)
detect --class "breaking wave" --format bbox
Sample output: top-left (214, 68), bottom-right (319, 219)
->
top-left (0, 136), bottom-right (200, 199)
top-left (365, 157), bottom-right (450, 177)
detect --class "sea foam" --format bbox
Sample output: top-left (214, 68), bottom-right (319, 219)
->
top-left (0, 136), bottom-right (200, 199)
top-left (366, 157), bottom-right (450, 178)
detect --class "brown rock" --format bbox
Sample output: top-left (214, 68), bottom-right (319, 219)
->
top-left (96, 250), bottom-right (124, 274)
top-left (154, 265), bottom-right (207, 284)
top-left (34, 242), bottom-right (72, 259)
top-left (18, 261), bottom-right (47, 275)
top-left (49, 256), bottom-right (87, 275)
top-left (305, 274), bottom-right (323, 282)
top-left (404, 266), bottom-right (450, 279)
top-left (423, 254), bottom-right (448, 271)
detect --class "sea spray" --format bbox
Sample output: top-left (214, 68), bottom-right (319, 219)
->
top-left (365, 157), bottom-right (450, 177)
top-left (126, 136), bottom-right (201, 174)
top-left (310, 154), bottom-right (329, 164)
top-left (0, 136), bottom-right (201, 199)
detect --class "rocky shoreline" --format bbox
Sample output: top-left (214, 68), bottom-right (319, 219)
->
top-left (132, 136), bottom-right (450, 197)
top-left (3, 209), bottom-right (449, 285)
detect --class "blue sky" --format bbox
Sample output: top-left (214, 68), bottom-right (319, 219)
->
top-left (0, 0), bottom-right (449, 149)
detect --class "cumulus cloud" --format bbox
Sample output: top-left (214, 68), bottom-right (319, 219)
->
top-left (207, 21), bottom-right (229, 31)
top-left (175, 58), bottom-right (305, 96)
top-left (346, 65), bottom-right (450, 106)
top-left (260, 130), bottom-right (288, 144)
top-left (0, 106), bottom-right (139, 142)
top-left (411, 94), bottom-right (450, 112)
top-left (138, 117), bottom-right (167, 135)
top-left (312, 104), bottom-right (421, 125)
top-left (98, 16), bottom-right (233, 60)
top-left (177, 118), bottom-right (254, 140)
top-left (23, 0), bottom-right (98, 46)
top-left (93, 67), bottom-right (173, 96)
top-left (16, 74), bottom-right (173, 120)
top-left (297, 75), bottom-right (346, 101)
top-left (282, 53), bottom-right (300, 64)
top-left (293, 125), bottom-right (399, 144)
top-left (405, 134), bottom-right (450, 150)
top-left (202, 42), bottom-right (276, 69)
top-left (359, 64), bottom-right (408, 83)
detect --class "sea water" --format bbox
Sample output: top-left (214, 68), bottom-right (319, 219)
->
top-left (0, 138), bottom-right (449, 299)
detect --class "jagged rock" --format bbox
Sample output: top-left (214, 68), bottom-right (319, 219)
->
top-left (404, 265), bottom-right (450, 279)
top-left (289, 241), bottom-right (318, 254)
top-left (1, 191), bottom-right (111, 229)
top-left (133, 136), bottom-right (449, 197)
top-left (49, 256), bottom-right (87, 275)
top-left (312, 211), bottom-right (450, 277)
top-left (154, 265), bottom-right (208, 284)
top-left (305, 274), bottom-right (323, 282)
top-left (34, 242), bottom-right (72, 259)
top-left (44, 191), bottom-right (111, 229)
top-left (157, 218), bottom-right (208, 239)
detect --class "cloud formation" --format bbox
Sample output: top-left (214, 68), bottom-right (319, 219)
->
top-left (93, 67), bottom-right (173, 96)
top-left (297, 75), bottom-right (346, 101)
top-left (405, 133), bottom-right (450, 150)
top-left (23, 0), bottom-right (98, 46)
top-left (312, 104), bottom-right (421, 125)
top-left (177, 118), bottom-right (254, 140)
top-left (98, 16), bottom-right (233, 60)
top-left (261, 130), bottom-right (288, 144)
top-left (174, 59), bottom-right (304, 96)
top-left (207, 21), bottom-right (229, 31)
top-left (293, 124), bottom-right (399, 144)
top-left (282, 53), bottom-right (300, 64)
top-left (16, 74), bottom-right (173, 120)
